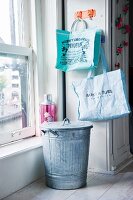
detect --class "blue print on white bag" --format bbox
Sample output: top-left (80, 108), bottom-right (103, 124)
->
top-left (60, 37), bottom-right (90, 66)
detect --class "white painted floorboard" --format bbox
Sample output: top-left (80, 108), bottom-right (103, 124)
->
top-left (2, 163), bottom-right (133, 200)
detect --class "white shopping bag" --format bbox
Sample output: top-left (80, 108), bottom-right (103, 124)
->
top-left (73, 48), bottom-right (130, 121)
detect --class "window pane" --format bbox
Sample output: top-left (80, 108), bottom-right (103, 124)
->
top-left (0, 0), bottom-right (30, 47)
top-left (0, 53), bottom-right (30, 135)
top-left (0, 0), bottom-right (10, 44)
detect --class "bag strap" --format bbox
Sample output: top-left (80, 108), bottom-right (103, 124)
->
top-left (93, 30), bottom-right (102, 67)
top-left (87, 47), bottom-right (109, 78)
top-left (71, 19), bottom-right (88, 32)
top-left (100, 47), bottom-right (109, 73)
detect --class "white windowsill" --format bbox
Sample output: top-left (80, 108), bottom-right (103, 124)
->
top-left (0, 136), bottom-right (43, 159)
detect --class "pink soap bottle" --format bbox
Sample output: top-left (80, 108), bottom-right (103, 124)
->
top-left (40, 94), bottom-right (56, 123)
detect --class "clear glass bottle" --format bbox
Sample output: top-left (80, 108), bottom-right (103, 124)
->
top-left (40, 94), bottom-right (56, 123)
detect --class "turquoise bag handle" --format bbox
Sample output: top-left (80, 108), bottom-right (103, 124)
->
top-left (93, 30), bottom-right (102, 67)
top-left (100, 47), bottom-right (109, 73)
top-left (87, 47), bottom-right (109, 78)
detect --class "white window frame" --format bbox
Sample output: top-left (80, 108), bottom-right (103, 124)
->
top-left (0, 0), bottom-right (44, 145)
top-left (0, 43), bottom-right (36, 145)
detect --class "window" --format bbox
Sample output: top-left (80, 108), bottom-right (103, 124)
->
top-left (0, 0), bottom-right (38, 145)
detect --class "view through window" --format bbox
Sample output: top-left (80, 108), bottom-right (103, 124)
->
top-left (0, 54), bottom-right (29, 134)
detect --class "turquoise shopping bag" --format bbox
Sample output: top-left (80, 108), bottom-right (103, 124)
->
top-left (56, 19), bottom-right (102, 72)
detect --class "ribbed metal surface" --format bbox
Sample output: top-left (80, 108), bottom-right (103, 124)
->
top-left (42, 129), bottom-right (91, 189)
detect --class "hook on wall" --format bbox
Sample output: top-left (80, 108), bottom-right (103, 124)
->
top-left (74, 9), bottom-right (105, 44)
top-left (74, 9), bottom-right (96, 20)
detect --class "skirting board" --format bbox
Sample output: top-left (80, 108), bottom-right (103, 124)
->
top-left (88, 156), bottom-right (133, 175)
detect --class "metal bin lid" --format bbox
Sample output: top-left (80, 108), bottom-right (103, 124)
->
top-left (41, 118), bottom-right (93, 131)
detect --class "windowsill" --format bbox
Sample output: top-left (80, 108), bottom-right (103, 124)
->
top-left (0, 136), bottom-right (43, 160)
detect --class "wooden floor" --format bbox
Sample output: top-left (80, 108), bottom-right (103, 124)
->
top-left (2, 162), bottom-right (133, 200)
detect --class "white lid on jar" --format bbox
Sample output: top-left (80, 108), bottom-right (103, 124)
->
top-left (44, 94), bottom-right (52, 104)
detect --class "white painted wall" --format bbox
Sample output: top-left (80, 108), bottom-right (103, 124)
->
top-left (64, 0), bottom-right (112, 173)
top-left (40, 0), bottom-right (58, 104)
top-left (65, 0), bottom-right (106, 119)
top-left (0, 147), bottom-right (44, 199)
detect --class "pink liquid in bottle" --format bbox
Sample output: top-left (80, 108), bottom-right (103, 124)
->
top-left (40, 94), bottom-right (56, 123)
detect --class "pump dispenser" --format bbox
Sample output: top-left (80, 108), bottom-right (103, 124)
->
top-left (40, 94), bottom-right (56, 123)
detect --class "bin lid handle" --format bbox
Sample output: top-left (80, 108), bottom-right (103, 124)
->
top-left (62, 118), bottom-right (71, 126)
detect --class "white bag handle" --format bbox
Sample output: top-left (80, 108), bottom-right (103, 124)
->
top-left (71, 19), bottom-right (88, 32)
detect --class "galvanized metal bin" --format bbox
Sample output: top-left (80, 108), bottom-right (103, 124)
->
top-left (41, 118), bottom-right (93, 190)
